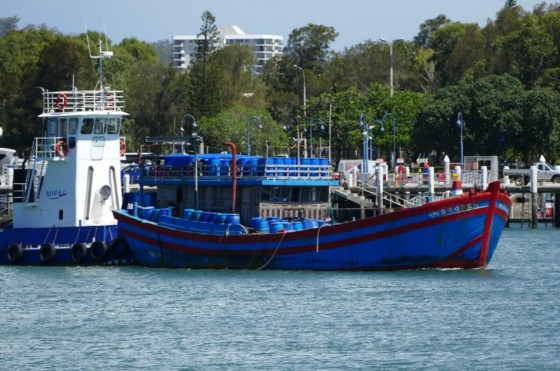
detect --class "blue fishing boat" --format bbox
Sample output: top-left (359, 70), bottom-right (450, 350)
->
top-left (0, 42), bottom-right (134, 265)
top-left (114, 141), bottom-right (512, 271)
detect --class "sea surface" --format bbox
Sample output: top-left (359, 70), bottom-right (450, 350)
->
top-left (1, 226), bottom-right (559, 370)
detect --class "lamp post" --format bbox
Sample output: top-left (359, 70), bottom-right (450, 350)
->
top-left (293, 65), bottom-right (306, 119)
top-left (187, 149), bottom-right (199, 209)
top-left (180, 114), bottom-right (197, 154)
top-left (360, 113), bottom-right (369, 173)
top-left (380, 38), bottom-right (403, 97)
top-left (457, 112), bottom-right (464, 170)
top-left (309, 118), bottom-right (325, 158)
top-left (376, 113), bottom-right (396, 167)
top-left (359, 114), bottom-right (371, 173)
top-left (246, 116), bottom-right (263, 156)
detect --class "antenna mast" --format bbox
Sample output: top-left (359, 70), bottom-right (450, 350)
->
top-left (85, 25), bottom-right (113, 90)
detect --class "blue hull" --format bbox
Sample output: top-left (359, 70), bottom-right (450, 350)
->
top-left (0, 225), bottom-right (136, 266)
top-left (114, 182), bottom-right (511, 271)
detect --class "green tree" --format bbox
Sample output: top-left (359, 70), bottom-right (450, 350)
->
top-left (210, 44), bottom-right (266, 109)
top-left (186, 10), bottom-right (224, 118)
top-left (414, 15), bottom-right (451, 48)
top-left (0, 16), bottom-right (19, 36)
top-left (200, 105), bottom-right (288, 155)
top-left (283, 24), bottom-right (338, 72)
top-left (124, 61), bottom-right (188, 151)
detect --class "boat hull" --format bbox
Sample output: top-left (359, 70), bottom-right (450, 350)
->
top-left (114, 182), bottom-right (511, 271)
top-left (0, 225), bottom-right (136, 266)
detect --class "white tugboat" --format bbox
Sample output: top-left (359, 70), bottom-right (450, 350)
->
top-left (0, 41), bottom-right (134, 265)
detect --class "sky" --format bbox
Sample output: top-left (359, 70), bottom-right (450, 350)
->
top-left (3, 0), bottom-right (544, 51)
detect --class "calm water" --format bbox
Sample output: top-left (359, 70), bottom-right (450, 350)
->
top-left (1, 227), bottom-right (559, 370)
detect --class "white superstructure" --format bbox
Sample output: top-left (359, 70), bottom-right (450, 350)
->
top-left (11, 89), bottom-right (127, 228)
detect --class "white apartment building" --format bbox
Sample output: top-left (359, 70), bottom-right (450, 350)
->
top-left (173, 25), bottom-right (284, 74)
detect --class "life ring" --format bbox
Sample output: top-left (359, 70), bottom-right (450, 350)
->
top-left (109, 236), bottom-right (129, 258)
top-left (120, 140), bottom-right (126, 156)
top-left (7, 243), bottom-right (23, 263)
top-left (70, 243), bottom-right (87, 264)
top-left (39, 243), bottom-right (56, 263)
top-left (56, 93), bottom-right (68, 110)
top-left (55, 141), bottom-right (69, 157)
top-left (105, 92), bottom-right (114, 109)
top-left (90, 241), bottom-right (107, 261)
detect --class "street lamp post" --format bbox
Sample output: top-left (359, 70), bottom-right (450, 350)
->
top-left (246, 116), bottom-right (263, 156)
top-left (457, 112), bottom-right (464, 169)
top-left (309, 118), bottom-right (325, 158)
top-left (359, 114), bottom-right (371, 173)
top-left (180, 114), bottom-right (197, 154)
top-left (376, 113), bottom-right (396, 167)
top-left (380, 38), bottom-right (403, 97)
top-left (293, 64), bottom-right (306, 119)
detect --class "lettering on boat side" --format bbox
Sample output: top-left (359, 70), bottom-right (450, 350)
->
top-left (46, 190), bottom-right (68, 199)
top-left (428, 203), bottom-right (479, 218)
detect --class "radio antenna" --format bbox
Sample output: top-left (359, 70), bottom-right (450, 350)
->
top-left (84, 22), bottom-right (113, 91)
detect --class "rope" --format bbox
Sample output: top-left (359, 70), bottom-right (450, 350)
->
top-left (256, 231), bottom-right (288, 270)
top-left (315, 223), bottom-right (330, 252)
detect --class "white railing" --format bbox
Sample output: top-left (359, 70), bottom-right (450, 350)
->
top-left (43, 90), bottom-right (125, 113)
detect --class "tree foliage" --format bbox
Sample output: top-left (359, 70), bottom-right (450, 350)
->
top-left (3, 5), bottom-right (560, 166)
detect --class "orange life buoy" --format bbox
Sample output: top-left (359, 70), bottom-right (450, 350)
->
top-left (56, 93), bottom-right (68, 110)
top-left (105, 92), bottom-right (114, 109)
top-left (55, 140), bottom-right (69, 157)
top-left (119, 140), bottom-right (126, 156)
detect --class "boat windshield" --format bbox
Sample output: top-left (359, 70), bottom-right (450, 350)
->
top-left (81, 117), bottom-right (121, 135)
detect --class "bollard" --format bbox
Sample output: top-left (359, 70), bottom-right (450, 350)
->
top-left (428, 167), bottom-right (435, 201)
top-left (444, 155), bottom-right (450, 186)
top-left (530, 166), bottom-right (538, 229)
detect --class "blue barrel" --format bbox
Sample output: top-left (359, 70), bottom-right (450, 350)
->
top-left (251, 217), bottom-right (270, 233)
top-left (319, 158), bottom-right (329, 177)
top-left (206, 212), bottom-right (217, 223)
top-left (183, 208), bottom-right (194, 220)
top-left (150, 209), bottom-right (160, 222)
top-left (199, 212), bottom-right (211, 222)
top-left (283, 222), bottom-right (294, 231)
top-left (293, 221), bottom-right (303, 231)
top-left (236, 157), bottom-right (248, 176)
top-left (270, 222), bottom-right (284, 233)
top-left (159, 207), bottom-right (172, 217)
top-left (142, 206), bottom-right (155, 220)
top-left (225, 214), bottom-right (240, 225)
top-left (220, 159), bottom-right (230, 176)
top-left (214, 213), bottom-right (227, 224)
top-left (190, 210), bottom-right (202, 221)
top-left (245, 158), bottom-right (258, 176)
top-left (256, 158), bottom-right (266, 176)
top-left (303, 219), bottom-right (320, 228)
top-left (309, 158), bottom-right (320, 177)
top-left (300, 158), bottom-right (311, 177)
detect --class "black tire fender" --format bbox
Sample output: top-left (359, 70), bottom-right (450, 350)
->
top-left (39, 243), bottom-right (56, 263)
top-left (71, 243), bottom-right (87, 264)
top-left (109, 237), bottom-right (129, 258)
top-left (7, 243), bottom-right (23, 263)
top-left (90, 241), bottom-right (108, 261)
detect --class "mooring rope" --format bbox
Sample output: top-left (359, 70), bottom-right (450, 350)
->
top-left (256, 231), bottom-right (288, 270)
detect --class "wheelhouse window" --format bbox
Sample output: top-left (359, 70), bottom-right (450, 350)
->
top-left (69, 118), bottom-right (78, 134)
top-left (80, 117), bottom-right (121, 135)
top-left (81, 118), bottom-right (94, 134)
